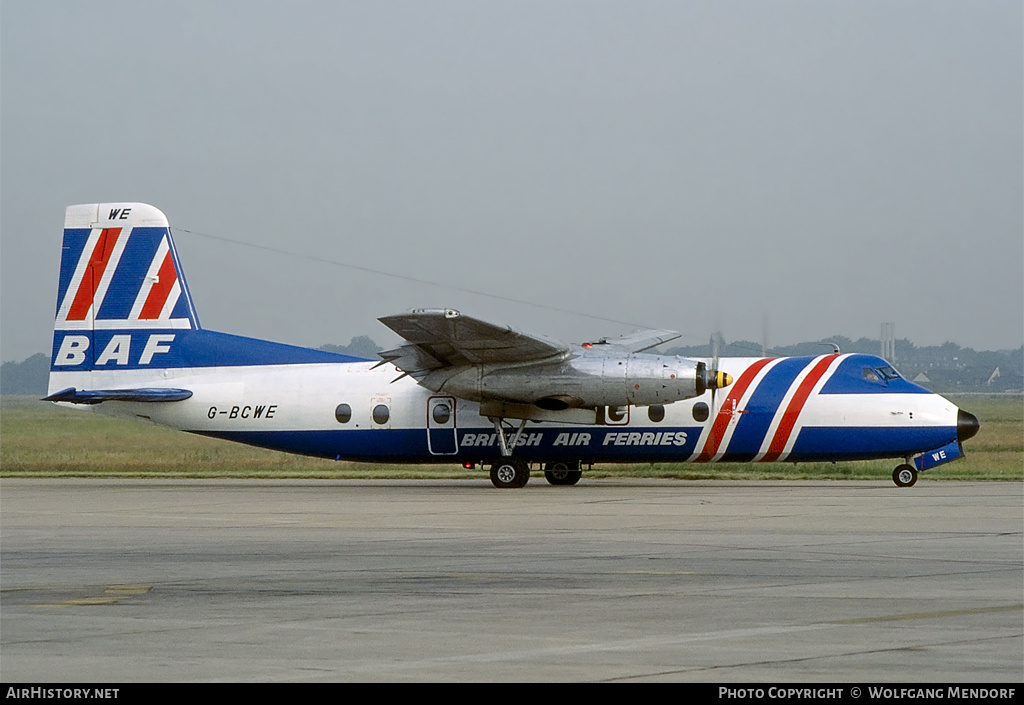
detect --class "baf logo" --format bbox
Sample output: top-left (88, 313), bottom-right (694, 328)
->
top-left (54, 333), bottom-right (175, 366)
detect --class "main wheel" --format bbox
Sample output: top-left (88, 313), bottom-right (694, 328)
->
top-left (544, 462), bottom-right (582, 486)
top-left (491, 459), bottom-right (530, 488)
top-left (892, 464), bottom-right (918, 487)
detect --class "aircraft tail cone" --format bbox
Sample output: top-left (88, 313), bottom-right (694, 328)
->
top-left (957, 409), bottom-right (980, 442)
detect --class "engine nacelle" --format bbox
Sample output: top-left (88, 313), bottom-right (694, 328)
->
top-left (436, 352), bottom-right (727, 409)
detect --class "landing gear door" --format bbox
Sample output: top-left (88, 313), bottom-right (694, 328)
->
top-left (427, 396), bottom-right (458, 455)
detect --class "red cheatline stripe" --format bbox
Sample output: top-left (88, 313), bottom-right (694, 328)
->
top-left (761, 355), bottom-right (839, 462)
top-left (693, 357), bottom-right (776, 463)
top-left (67, 228), bottom-right (122, 321)
top-left (139, 250), bottom-right (178, 319)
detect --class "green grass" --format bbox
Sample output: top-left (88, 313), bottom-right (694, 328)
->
top-left (1, 395), bottom-right (1020, 480)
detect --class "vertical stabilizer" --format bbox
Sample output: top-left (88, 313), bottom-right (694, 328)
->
top-left (48, 202), bottom-right (364, 400)
top-left (50, 203), bottom-right (201, 384)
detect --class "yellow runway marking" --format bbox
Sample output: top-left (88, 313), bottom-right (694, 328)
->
top-left (832, 604), bottom-right (1022, 624)
top-left (611, 570), bottom-right (700, 576)
top-left (103, 584), bottom-right (152, 595)
top-left (31, 584), bottom-right (153, 608)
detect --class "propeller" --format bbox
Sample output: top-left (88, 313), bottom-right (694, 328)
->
top-left (704, 332), bottom-right (732, 414)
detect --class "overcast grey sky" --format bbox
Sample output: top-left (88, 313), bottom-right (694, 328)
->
top-left (2, 1), bottom-right (1021, 363)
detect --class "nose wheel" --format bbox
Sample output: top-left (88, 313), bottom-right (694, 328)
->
top-left (892, 464), bottom-right (918, 487)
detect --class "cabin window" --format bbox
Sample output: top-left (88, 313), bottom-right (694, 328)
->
top-left (334, 403), bottom-right (352, 424)
top-left (648, 405), bottom-right (665, 423)
top-left (862, 367), bottom-right (881, 382)
top-left (372, 404), bottom-right (390, 425)
top-left (432, 402), bottom-right (451, 425)
top-left (692, 402), bottom-right (710, 423)
top-left (876, 365), bottom-right (900, 381)
top-left (607, 406), bottom-right (627, 422)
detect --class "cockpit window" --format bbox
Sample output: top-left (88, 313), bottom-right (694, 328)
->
top-left (862, 365), bottom-right (900, 385)
top-left (876, 365), bottom-right (900, 381)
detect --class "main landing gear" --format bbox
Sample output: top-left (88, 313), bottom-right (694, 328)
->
top-left (490, 458), bottom-right (531, 488)
top-left (487, 416), bottom-right (532, 488)
top-left (544, 461), bottom-right (582, 486)
top-left (892, 464), bottom-right (918, 487)
top-left (485, 416), bottom-right (585, 489)
top-left (490, 460), bottom-right (585, 488)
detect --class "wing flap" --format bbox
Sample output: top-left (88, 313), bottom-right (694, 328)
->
top-left (376, 343), bottom-right (447, 375)
top-left (43, 387), bottom-right (193, 405)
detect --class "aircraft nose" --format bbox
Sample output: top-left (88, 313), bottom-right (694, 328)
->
top-left (957, 408), bottom-right (980, 442)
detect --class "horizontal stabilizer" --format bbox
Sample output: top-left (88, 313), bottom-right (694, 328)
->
top-left (43, 387), bottom-right (193, 405)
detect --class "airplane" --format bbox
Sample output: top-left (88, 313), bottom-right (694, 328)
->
top-left (45, 202), bottom-right (980, 489)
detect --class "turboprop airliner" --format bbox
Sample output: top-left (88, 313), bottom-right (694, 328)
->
top-left (46, 203), bottom-right (980, 488)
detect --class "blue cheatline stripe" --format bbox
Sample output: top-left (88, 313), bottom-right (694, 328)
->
top-left (186, 423), bottom-right (952, 466)
top-left (790, 426), bottom-right (957, 461)
top-left (189, 427), bottom-right (704, 463)
top-left (176, 330), bottom-right (369, 366)
top-left (722, 356), bottom-right (812, 461)
top-left (51, 329), bottom-right (369, 370)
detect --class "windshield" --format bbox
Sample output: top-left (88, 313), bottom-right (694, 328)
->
top-left (876, 365), bottom-right (900, 381)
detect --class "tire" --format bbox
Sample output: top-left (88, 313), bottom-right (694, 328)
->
top-left (892, 464), bottom-right (918, 488)
top-left (544, 462), bottom-right (582, 486)
top-left (491, 459), bottom-right (530, 488)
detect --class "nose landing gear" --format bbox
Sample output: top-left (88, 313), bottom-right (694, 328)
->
top-left (892, 464), bottom-right (918, 487)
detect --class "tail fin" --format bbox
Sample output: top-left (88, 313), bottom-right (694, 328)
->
top-left (50, 203), bottom-right (200, 376)
top-left (49, 203), bottom-right (357, 400)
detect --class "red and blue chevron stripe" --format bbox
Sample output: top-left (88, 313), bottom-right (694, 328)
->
top-left (55, 225), bottom-right (196, 330)
top-left (690, 354), bottom-right (847, 463)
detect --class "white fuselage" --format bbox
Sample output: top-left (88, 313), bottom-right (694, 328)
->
top-left (50, 353), bottom-right (962, 466)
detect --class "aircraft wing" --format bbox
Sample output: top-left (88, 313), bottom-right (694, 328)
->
top-left (377, 309), bottom-right (568, 374)
top-left (43, 387), bottom-right (193, 405)
top-left (374, 310), bottom-right (717, 419)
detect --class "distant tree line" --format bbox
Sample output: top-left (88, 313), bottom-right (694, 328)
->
top-left (316, 335), bottom-right (382, 359)
top-left (0, 353), bottom-right (49, 395)
top-left (663, 337), bottom-right (1024, 393)
top-left (3, 336), bottom-right (1021, 395)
